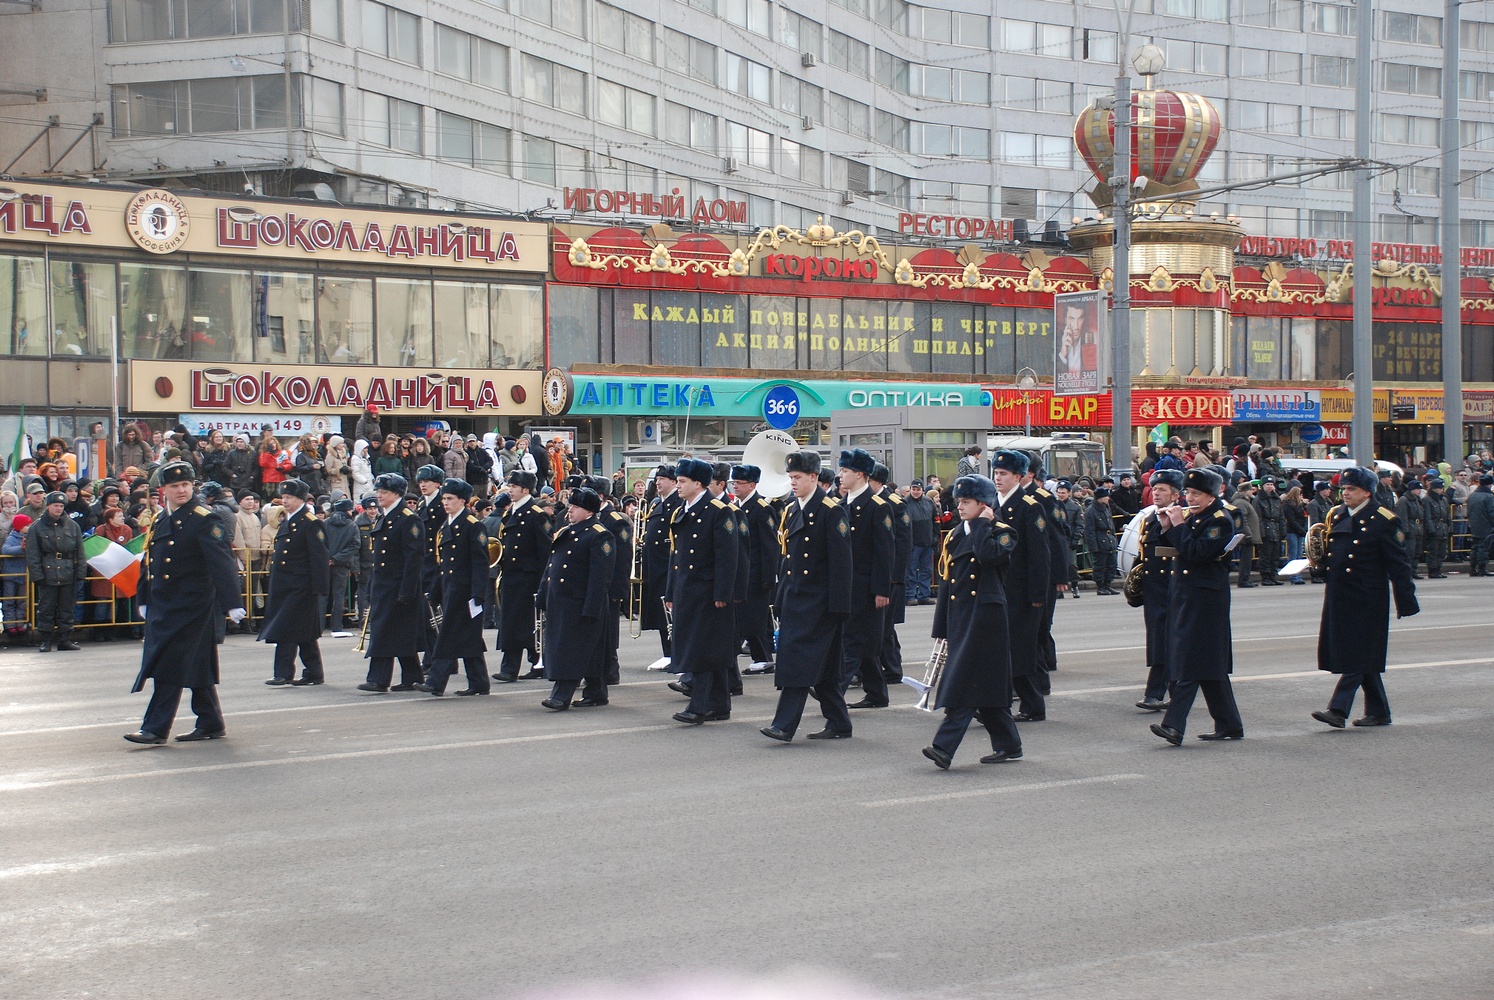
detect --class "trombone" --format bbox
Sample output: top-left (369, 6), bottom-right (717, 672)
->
top-left (626, 500), bottom-right (646, 638)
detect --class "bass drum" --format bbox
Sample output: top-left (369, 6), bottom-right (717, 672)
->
top-left (1117, 505), bottom-right (1151, 575)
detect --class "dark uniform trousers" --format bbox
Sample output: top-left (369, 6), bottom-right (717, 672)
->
top-left (274, 641), bottom-right (325, 682)
top-left (34, 585), bottom-right (76, 639)
top-left (1013, 672), bottom-right (1046, 717)
top-left (1161, 679), bottom-right (1242, 736)
top-left (770, 684), bottom-right (851, 737)
top-left (427, 654), bottom-right (489, 694)
top-left (1143, 662), bottom-right (1174, 705)
top-left (933, 706), bottom-right (1021, 757)
top-left (143, 684), bottom-right (224, 739)
top-left (1328, 672), bottom-right (1390, 719)
top-left (368, 655), bottom-right (423, 689)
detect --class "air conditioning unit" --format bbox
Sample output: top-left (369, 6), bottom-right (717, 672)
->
top-left (841, 189), bottom-right (856, 206)
top-left (802, 52), bottom-right (818, 68)
top-left (723, 156), bottom-right (741, 173)
top-left (801, 115), bottom-right (816, 130)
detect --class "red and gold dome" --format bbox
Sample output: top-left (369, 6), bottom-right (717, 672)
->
top-left (1074, 90), bottom-right (1222, 188)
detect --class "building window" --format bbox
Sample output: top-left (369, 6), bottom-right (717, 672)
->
top-left (307, 78), bottom-right (343, 136)
top-left (724, 54), bottom-right (772, 104)
top-left (1311, 55), bottom-right (1354, 88)
top-left (1164, 40), bottom-right (1226, 76)
top-left (780, 139), bottom-right (823, 184)
top-left (1155, 0), bottom-right (1226, 19)
top-left (111, 76), bottom-right (301, 136)
top-left (47, 261), bottom-right (117, 358)
top-left (1461, 121), bottom-right (1494, 150)
top-left (780, 78), bottom-right (824, 120)
top-left (1380, 113), bottom-right (1437, 146)
top-left (522, 54), bottom-right (586, 114)
top-left (914, 7), bottom-right (989, 46)
top-left (829, 0), bottom-right (870, 17)
top-left (665, 102), bottom-right (716, 152)
top-left (363, 92), bottom-right (422, 152)
top-left (597, 80), bottom-right (657, 134)
top-left (913, 66), bottom-right (989, 104)
top-left (724, 0), bottom-right (770, 35)
top-left (827, 92), bottom-right (871, 137)
top-left (725, 122), bottom-right (772, 169)
top-left (1382, 63), bottom-right (1441, 97)
top-left (376, 277), bottom-right (433, 368)
top-left (1002, 78), bottom-right (1072, 114)
top-left (362, 1), bottom-right (421, 64)
top-left (109, 0), bottom-right (310, 41)
top-left (516, 0), bottom-right (586, 37)
top-left (1383, 11), bottom-right (1441, 45)
top-left (310, 0), bottom-right (341, 40)
top-left (1239, 48), bottom-right (1302, 84)
top-left (828, 29), bottom-right (870, 77)
top-left (435, 24), bottom-right (509, 91)
top-left (781, 10), bottom-right (822, 55)
top-left (1308, 107), bottom-right (1354, 139)
top-left (1240, 0), bottom-right (1302, 29)
top-left (1377, 165), bottom-right (1439, 196)
top-left (1237, 101), bottom-right (1300, 135)
top-left (1082, 29), bottom-right (1117, 63)
top-left (1308, 2), bottom-right (1355, 34)
top-left (1461, 70), bottom-right (1494, 102)
top-left (436, 112), bottom-right (511, 172)
top-left (1462, 21), bottom-right (1494, 53)
top-left (524, 136), bottom-right (556, 184)
top-left (662, 29), bottom-right (716, 84)
top-left (1000, 19), bottom-right (1071, 58)
top-left (998, 133), bottom-right (1071, 168)
top-left (908, 122), bottom-right (989, 157)
top-left (597, 5), bottom-right (654, 61)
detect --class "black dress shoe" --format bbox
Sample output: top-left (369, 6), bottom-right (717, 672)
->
top-left (37, 641), bottom-right (52, 653)
top-left (413, 683), bottom-right (442, 696)
top-left (390, 683), bottom-right (418, 692)
top-left (673, 711), bottom-right (706, 725)
top-left (264, 677), bottom-right (291, 686)
top-left (290, 677), bottom-right (324, 686)
top-left (1151, 723), bottom-right (1184, 746)
top-left (1352, 715), bottom-right (1392, 727)
top-left (1238, 582), bottom-right (1258, 588)
top-left (492, 673), bottom-right (518, 683)
top-left (980, 748), bottom-right (1023, 763)
top-left (922, 745), bottom-right (952, 770)
top-left (805, 728), bottom-right (852, 739)
top-left (1312, 709), bottom-right (1347, 729)
top-left (573, 698), bottom-right (609, 707)
top-left (123, 730), bottom-right (166, 745)
top-left (729, 688), bottom-right (743, 696)
top-left (668, 681), bottom-right (693, 695)
top-left (454, 689), bottom-right (488, 696)
top-left (1014, 712), bottom-right (1046, 722)
top-left (847, 697), bottom-right (889, 709)
top-left (520, 668), bottom-right (545, 680)
top-left (1197, 729), bottom-right (1244, 741)
top-left (56, 640), bottom-right (81, 651)
top-left (1135, 698), bottom-right (1167, 712)
top-left (760, 726), bottom-right (792, 743)
top-left (357, 682), bottom-right (389, 693)
top-left (540, 697), bottom-right (569, 711)
top-left (174, 728), bottom-right (226, 741)
top-left (703, 710), bottom-right (731, 721)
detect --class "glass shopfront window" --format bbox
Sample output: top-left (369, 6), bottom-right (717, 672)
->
top-left (315, 276), bottom-right (374, 364)
top-left (48, 260), bottom-right (116, 357)
top-left (493, 284), bottom-right (543, 369)
top-left (1465, 324), bottom-right (1494, 382)
top-left (1315, 319), bottom-right (1351, 379)
top-left (744, 295), bottom-right (796, 369)
top-left (2, 254), bottom-right (50, 356)
top-left (886, 301), bottom-right (915, 374)
top-left (841, 298), bottom-right (888, 373)
top-left (254, 271), bottom-right (317, 364)
top-left (548, 284), bottom-right (600, 365)
top-left (376, 277), bottom-right (433, 367)
top-left (433, 279), bottom-right (488, 367)
top-left (120, 262), bottom-right (187, 359)
top-left (185, 268), bottom-right (252, 361)
top-left (650, 290), bottom-right (702, 367)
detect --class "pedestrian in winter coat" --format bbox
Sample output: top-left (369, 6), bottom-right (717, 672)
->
top-left (225, 434), bottom-right (258, 494)
top-left (2, 514), bottom-right (32, 636)
top-left (257, 438), bottom-right (290, 497)
top-left (292, 434), bottom-right (328, 496)
top-left (1234, 482), bottom-right (1263, 587)
top-left (1083, 488), bottom-right (1119, 593)
top-left (372, 437), bottom-right (404, 477)
top-left (354, 405), bottom-right (382, 446)
top-left (350, 439), bottom-right (373, 499)
top-left (323, 498), bottom-right (361, 634)
top-left (25, 493), bottom-right (87, 650)
top-left (324, 436), bottom-right (352, 498)
top-left (442, 437), bottom-right (468, 483)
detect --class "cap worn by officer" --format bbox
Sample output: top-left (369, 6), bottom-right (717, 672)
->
top-left (991, 450), bottom-right (1029, 476)
top-left (869, 462), bottom-right (891, 485)
top-left (909, 478), bottom-right (925, 489)
top-left (440, 479), bottom-right (473, 502)
top-left (360, 495), bottom-right (378, 509)
top-left (675, 457), bottom-right (714, 486)
top-left (952, 474), bottom-right (997, 507)
top-left (44, 491), bottom-right (67, 507)
top-left (1481, 473), bottom-right (1494, 486)
top-left (570, 486), bottom-right (602, 513)
top-left (1093, 487), bottom-right (1112, 499)
top-left (416, 464), bottom-right (446, 484)
top-left (711, 462), bottom-right (732, 484)
top-left (817, 468), bottom-right (837, 487)
top-left (280, 479), bottom-right (311, 499)
top-left (1151, 469), bottom-right (1185, 491)
top-left (1426, 477), bottom-right (1445, 489)
top-left (1182, 468), bottom-right (1224, 496)
top-left (158, 460), bottom-right (196, 486)
top-left (838, 448), bottom-right (876, 476)
top-left (785, 450), bottom-right (821, 476)
top-left (564, 473), bottom-right (586, 490)
top-left (333, 498), bottom-right (356, 513)
top-left (1314, 480), bottom-right (1331, 492)
top-left (586, 475), bottom-right (612, 496)
top-left (506, 470), bottom-right (538, 491)
top-left (1378, 468), bottom-right (1394, 479)
top-left (374, 473), bottom-right (409, 494)
top-left (731, 464), bottom-right (761, 483)
top-left (654, 464), bottom-right (677, 481)
top-left (1055, 479), bottom-right (1073, 491)
top-left (1340, 466), bottom-right (1378, 492)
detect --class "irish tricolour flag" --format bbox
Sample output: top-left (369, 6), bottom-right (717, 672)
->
top-left (83, 534), bottom-right (146, 597)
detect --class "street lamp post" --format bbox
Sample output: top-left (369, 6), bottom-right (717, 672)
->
top-left (1016, 367), bottom-right (1039, 437)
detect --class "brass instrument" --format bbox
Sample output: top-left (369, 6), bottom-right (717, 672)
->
top-left (487, 535), bottom-right (504, 570)
top-left (533, 609), bottom-right (545, 668)
top-left (354, 609), bottom-right (371, 652)
top-left (1305, 520), bottom-right (1330, 570)
top-left (909, 639), bottom-right (948, 712)
top-left (626, 500), bottom-right (646, 639)
top-left (427, 597), bottom-right (443, 634)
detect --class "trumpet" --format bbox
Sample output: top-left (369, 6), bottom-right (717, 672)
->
top-left (902, 638), bottom-right (948, 712)
top-left (626, 500), bottom-right (646, 639)
top-left (533, 608), bottom-right (545, 668)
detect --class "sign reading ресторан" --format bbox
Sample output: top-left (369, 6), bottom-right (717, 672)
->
top-left (0, 181), bottom-right (549, 274)
top-left (129, 361), bottom-right (543, 416)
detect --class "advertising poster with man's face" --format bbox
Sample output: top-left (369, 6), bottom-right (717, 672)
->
top-left (1054, 290), bottom-right (1106, 396)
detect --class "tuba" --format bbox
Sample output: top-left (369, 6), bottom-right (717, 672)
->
top-left (1305, 520), bottom-right (1330, 569)
top-left (487, 535), bottom-right (504, 570)
top-left (1123, 560), bottom-right (1146, 607)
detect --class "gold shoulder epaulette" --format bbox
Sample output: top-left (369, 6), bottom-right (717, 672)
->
top-left (193, 505), bottom-right (212, 516)
top-left (1023, 495), bottom-right (1038, 506)
top-left (1379, 506), bottom-right (1397, 520)
top-left (710, 497), bottom-right (728, 509)
top-left (871, 495), bottom-right (886, 506)
top-left (1222, 502), bottom-right (1237, 511)
top-left (1036, 488), bottom-right (1052, 498)
top-left (821, 496), bottom-right (839, 507)
top-left (592, 522), bottom-right (607, 533)
top-left (1215, 509), bottom-right (1229, 519)
top-left (888, 493), bottom-right (904, 504)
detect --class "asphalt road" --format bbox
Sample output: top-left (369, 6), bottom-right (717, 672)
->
top-left (2, 575), bottom-right (1492, 1000)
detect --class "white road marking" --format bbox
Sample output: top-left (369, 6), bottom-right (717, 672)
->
top-left (861, 773), bottom-right (1147, 808)
top-left (0, 844), bottom-right (211, 879)
top-left (1057, 620), bottom-right (1487, 655)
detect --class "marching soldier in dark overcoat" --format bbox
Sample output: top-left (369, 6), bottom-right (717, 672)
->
top-left (1311, 465), bottom-right (1419, 729)
top-left (125, 461), bottom-right (246, 744)
top-left (921, 475), bottom-right (1022, 769)
top-left (590, 475), bottom-right (634, 689)
top-left (418, 479), bottom-right (491, 696)
top-left (640, 466), bottom-right (680, 667)
top-left (1023, 455), bottom-right (1068, 679)
top-left (667, 458), bottom-right (739, 725)
top-left (492, 470), bottom-right (551, 682)
top-left (1150, 468), bottom-right (1245, 745)
top-left (536, 487), bottom-right (615, 710)
top-left (710, 462), bottom-right (748, 698)
top-left (1135, 468), bottom-right (1184, 711)
top-left (872, 462), bottom-right (911, 685)
top-left (1422, 476), bottom-right (1451, 578)
top-left (1306, 480), bottom-right (1335, 583)
top-left (1396, 480), bottom-right (1426, 578)
top-left (259, 478), bottom-right (330, 686)
top-left (414, 464), bottom-right (447, 671)
top-left (761, 450), bottom-right (854, 742)
top-left (731, 464), bottom-right (780, 675)
top-left (991, 450), bottom-right (1051, 721)
top-left (837, 448), bottom-right (895, 709)
top-left (358, 473), bottom-right (427, 693)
